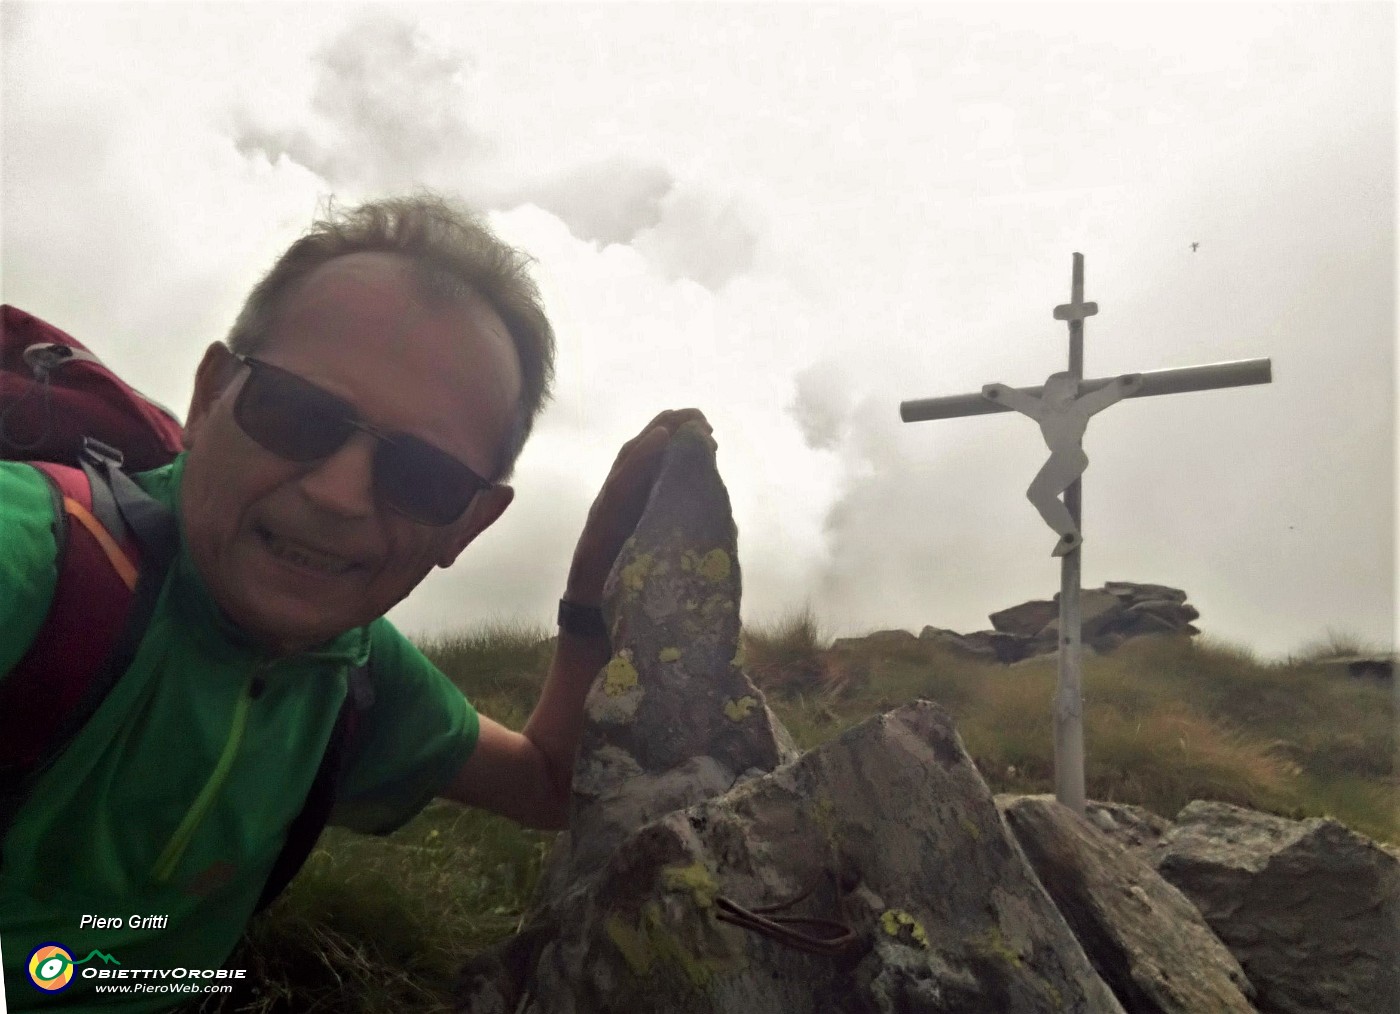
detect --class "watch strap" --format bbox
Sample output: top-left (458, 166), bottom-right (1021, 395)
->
top-left (557, 598), bottom-right (609, 640)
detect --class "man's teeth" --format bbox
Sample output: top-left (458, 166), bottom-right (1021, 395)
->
top-left (264, 534), bottom-right (356, 575)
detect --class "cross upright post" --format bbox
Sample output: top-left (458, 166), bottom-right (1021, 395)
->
top-left (1052, 252), bottom-right (1094, 812)
top-left (899, 253), bottom-right (1271, 814)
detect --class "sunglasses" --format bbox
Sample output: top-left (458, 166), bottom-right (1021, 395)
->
top-left (229, 352), bottom-right (493, 526)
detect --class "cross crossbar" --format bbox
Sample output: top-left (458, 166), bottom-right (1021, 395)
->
top-left (899, 358), bottom-right (1271, 423)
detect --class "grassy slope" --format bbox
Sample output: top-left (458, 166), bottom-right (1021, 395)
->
top-left (198, 618), bottom-right (1396, 1013)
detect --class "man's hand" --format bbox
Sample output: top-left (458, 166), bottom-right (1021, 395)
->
top-left (565, 408), bottom-right (714, 607)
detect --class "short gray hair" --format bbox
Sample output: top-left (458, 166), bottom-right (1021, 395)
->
top-left (228, 193), bottom-right (555, 480)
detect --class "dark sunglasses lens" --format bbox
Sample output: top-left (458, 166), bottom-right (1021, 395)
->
top-left (235, 364), bottom-right (353, 461)
top-left (374, 438), bottom-right (483, 526)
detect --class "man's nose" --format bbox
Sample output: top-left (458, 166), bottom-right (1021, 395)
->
top-left (296, 430), bottom-right (378, 519)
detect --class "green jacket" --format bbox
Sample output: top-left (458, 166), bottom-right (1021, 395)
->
top-left (0, 455), bottom-right (479, 1012)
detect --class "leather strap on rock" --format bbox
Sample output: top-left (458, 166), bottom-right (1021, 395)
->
top-left (714, 874), bottom-right (859, 957)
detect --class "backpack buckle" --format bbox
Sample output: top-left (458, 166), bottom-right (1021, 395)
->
top-left (21, 342), bottom-right (73, 379)
top-left (80, 436), bottom-right (126, 470)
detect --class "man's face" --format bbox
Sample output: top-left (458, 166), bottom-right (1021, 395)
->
top-left (181, 252), bottom-right (521, 655)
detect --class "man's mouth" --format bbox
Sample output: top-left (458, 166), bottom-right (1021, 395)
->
top-left (254, 524), bottom-right (361, 577)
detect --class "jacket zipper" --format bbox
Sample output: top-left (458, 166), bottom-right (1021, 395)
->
top-left (149, 665), bottom-right (267, 885)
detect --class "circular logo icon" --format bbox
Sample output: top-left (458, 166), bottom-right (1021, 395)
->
top-left (28, 942), bottom-right (76, 993)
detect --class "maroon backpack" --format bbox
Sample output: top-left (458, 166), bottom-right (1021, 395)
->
top-left (0, 305), bottom-right (372, 910)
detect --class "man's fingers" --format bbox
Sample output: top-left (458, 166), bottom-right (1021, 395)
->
top-left (609, 409), bottom-right (713, 468)
top-left (609, 425), bottom-right (671, 505)
top-left (569, 410), bottom-right (716, 603)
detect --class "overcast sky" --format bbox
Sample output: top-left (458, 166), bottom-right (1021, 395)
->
top-left (2, 3), bottom-right (1393, 661)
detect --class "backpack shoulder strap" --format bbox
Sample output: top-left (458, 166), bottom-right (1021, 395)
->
top-left (0, 458), bottom-right (178, 849)
top-left (254, 656), bottom-right (376, 913)
top-left (0, 463), bottom-right (139, 775)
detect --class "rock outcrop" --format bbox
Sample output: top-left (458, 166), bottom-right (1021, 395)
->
top-left (1152, 800), bottom-right (1400, 1014)
top-left (486, 704), bottom-right (1127, 1013)
top-left (456, 422), bottom-right (1127, 1012)
top-left (453, 425), bottom-right (1395, 1014)
top-left (1084, 800), bottom-right (1173, 854)
top-left (919, 581), bottom-right (1201, 663)
top-left (998, 795), bottom-right (1256, 1013)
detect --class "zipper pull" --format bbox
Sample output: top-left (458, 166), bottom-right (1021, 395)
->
top-left (250, 673), bottom-right (266, 699)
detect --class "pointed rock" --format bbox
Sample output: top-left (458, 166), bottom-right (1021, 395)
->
top-left (560, 420), bottom-right (798, 886)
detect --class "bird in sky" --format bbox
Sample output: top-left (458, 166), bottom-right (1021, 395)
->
top-left (1191, 242), bottom-right (1200, 252)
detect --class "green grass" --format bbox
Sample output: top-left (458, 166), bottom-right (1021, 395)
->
top-left (206, 806), bottom-right (553, 1013)
top-left (199, 616), bottom-right (1396, 1012)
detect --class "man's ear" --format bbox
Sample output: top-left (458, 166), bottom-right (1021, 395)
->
top-left (436, 483), bottom-right (514, 568)
top-left (184, 343), bottom-right (238, 450)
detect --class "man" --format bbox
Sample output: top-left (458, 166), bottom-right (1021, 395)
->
top-left (0, 195), bottom-right (710, 1010)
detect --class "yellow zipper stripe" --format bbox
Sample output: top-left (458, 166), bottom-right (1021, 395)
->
top-left (150, 673), bottom-right (257, 884)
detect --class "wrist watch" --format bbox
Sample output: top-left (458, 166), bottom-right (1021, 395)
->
top-left (557, 598), bottom-right (609, 640)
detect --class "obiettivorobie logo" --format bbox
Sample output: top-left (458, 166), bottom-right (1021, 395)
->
top-left (27, 942), bottom-right (120, 993)
top-left (22, 941), bottom-right (248, 998)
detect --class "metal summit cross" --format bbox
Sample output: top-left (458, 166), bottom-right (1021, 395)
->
top-left (899, 253), bottom-right (1271, 814)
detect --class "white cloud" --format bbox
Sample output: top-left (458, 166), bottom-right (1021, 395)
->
top-left (3, 2), bottom-right (1392, 659)
top-left (229, 15), bottom-right (491, 194)
top-left (492, 157), bottom-right (676, 247)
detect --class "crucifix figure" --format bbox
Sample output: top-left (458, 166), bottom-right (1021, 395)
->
top-left (899, 252), bottom-right (1271, 814)
top-left (983, 371), bottom-right (1142, 556)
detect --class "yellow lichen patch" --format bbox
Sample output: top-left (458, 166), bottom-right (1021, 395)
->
top-left (700, 593), bottom-right (734, 617)
top-left (607, 901), bottom-right (734, 989)
top-left (881, 909), bottom-right (930, 950)
top-left (810, 796), bottom-right (841, 851)
top-left (724, 696), bottom-right (758, 722)
top-left (730, 643), bottom-right (746, 668)
top-left (680, 548), bottom-right (731, 583)
top-left (606, 914), bottom-right (653, 975)
top-left (659, 647), bottom-right (682, 663)
top-left (960, 817), bottom-right (982, 841)
top-left (620, 553), bottom-right (655, 594)
top-left (604, 652), bottom-right (640, 697)
top-left (972, 927), bottom-right (1022, 967)
top-left (661, 862), bottom-right (719, 910)
top-left (697, 549), bottom-right (731, 582)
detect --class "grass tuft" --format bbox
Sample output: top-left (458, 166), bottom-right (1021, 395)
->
top-left (741, 605), bottom-right (830, 696)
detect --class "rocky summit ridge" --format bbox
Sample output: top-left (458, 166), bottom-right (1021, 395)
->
top-left (455, 422), bottom-right (1398, 1014)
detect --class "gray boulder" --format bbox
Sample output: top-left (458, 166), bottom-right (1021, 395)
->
top-left (1042, 589), bottom-right (1127, 644)
top-left (919, 626), bottom-right (1027, 664)
top-left (1084, 800), bottom-right (1174, 855)
top-left (1120, 600), bottom-right (1201, 637)
top-left (999, 795), bottom-right (1257, 1013)
top-left (917, 626), bottom-right (1000, 662)
top-left (1104, 582), bottom-right (1188, 605)
top-left (493, 704), bottom-right (1124, 1013)
top-left (989, 599), bottom-right (1058, 636)
top-left (1153, 800), bottom-right (1400, 1014)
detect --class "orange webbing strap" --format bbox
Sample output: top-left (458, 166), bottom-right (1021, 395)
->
top-left (62, 495), bottom-right (138, 592)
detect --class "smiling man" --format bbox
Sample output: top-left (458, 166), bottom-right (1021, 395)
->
top-left (0, 195), bottom-right (709, 1011)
